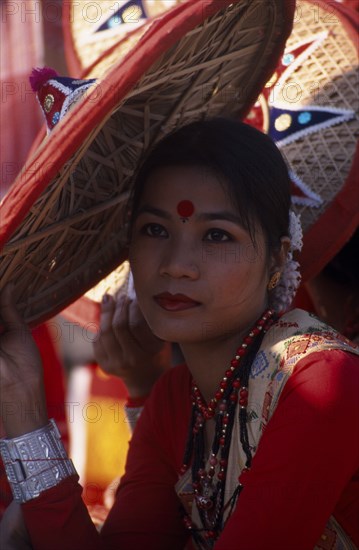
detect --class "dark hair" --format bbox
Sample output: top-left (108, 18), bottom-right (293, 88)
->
top-left (129, 118), bottom-right (291, 254)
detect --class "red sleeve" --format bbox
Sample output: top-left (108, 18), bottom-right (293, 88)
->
top-left (22, 476), bottom-right (101, 550)
top-left (215, 350), bottom-right (359, 550)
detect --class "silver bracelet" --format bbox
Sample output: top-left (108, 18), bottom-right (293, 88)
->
top-left (0, 419), bottom-right (77, 503)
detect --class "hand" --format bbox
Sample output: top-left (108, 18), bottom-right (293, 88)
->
top-left (0, 501), bottom-right (33, 549)
top-left (0, 284), bottom-right (48, 438)
top-left (93, 295), bottom-right (171, 397)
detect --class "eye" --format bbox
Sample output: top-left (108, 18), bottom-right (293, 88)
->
top-left (205, 229), bottom-right (232, 242)
top-left (142, 223), bottom-right (168, 238)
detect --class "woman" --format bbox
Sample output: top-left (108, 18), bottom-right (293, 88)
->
top-left (0, 119), bottom-right (358, 549)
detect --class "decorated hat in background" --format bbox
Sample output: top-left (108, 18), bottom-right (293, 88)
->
top-left (0, 0), bottom-right (295, 327)
top-left (63, 0), bottom-right (184, 75)
top-left (244, 0), bottom-right (358, 282)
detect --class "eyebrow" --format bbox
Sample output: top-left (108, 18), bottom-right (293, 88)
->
top-left (197, 212), bottom-right (244, 225)
top-left (136, 205), bottom-right (244, 226)
top-left (136, 205), bottom-right (171, 219)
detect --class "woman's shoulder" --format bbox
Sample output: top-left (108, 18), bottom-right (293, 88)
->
top-left (277, 308), bottom-right (356, 340)
top-left (258, 309), bottom-right (359, 421)
top-left (265, 308), bottom-right (359, 359)
top-left (293, 346), bottom-right (359, 380)
top-left (279, 348), bottom-right (359, 418)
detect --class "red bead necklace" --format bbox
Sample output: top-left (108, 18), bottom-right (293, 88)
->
top-left (180, 308), bottom-right (275, 548)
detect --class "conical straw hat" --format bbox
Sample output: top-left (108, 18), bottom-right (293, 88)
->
top-left (0, 0), bottom-right (295, 327)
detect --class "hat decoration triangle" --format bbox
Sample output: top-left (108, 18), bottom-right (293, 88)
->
top-left (30, 67), bottom-right (96, 132)
top-left (244, 31), bottom-right (356, 209)
top-left (63, 0), bottom-right (182, 74)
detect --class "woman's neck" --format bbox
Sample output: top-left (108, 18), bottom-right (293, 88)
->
top-left (180, 329), bottom-right (249, 404)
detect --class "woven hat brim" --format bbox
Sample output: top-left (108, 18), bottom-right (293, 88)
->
top-left (0, 0), bottom-right (295, 327)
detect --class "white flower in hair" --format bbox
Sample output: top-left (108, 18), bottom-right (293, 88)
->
top-left (289, 210), bottom-right (303, 252)
top-left (270, 211), bottom-right (303, 313)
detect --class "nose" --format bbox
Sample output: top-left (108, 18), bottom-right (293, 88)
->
top-left (159, 238), bottom-right (200, 280)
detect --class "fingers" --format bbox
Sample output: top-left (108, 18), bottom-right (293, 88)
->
top-left (102, 294), bottom-right (133, 358)
top-left (94, 293), bottom-right (138, 371)
top-left (112, 294), bottom-right (131, 340)
top-left (92, 334), bottom-right (108, 368)
top-left (0, 283), bottom-right (27, 329)
top-left (111, 295), bottom-right (145, 358)
top-left (94, 292), bottom-right (163, 378)
top-left (128, 300), bottom-right (164, 354)
top-left (93, 294), bottom-right (117, 366)
top-left (99, 294), bottom-right (116, 332)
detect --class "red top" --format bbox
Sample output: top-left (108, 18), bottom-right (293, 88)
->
top-left (22, 350), bottom-right (359, 549)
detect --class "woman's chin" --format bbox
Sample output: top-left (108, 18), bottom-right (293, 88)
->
top-left (147, 320), bottom-right (200, 345)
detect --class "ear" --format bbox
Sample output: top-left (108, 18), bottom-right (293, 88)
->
top-left (269, 236), bottom-right (291, 273)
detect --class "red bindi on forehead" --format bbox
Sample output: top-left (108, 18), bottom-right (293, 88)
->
top-left (177, 200), bottom-right (195, 220)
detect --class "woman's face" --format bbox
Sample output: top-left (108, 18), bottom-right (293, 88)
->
top-left (129, 166), bottom-right (273, 344)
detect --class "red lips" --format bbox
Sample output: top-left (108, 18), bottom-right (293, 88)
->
top-left (154, 292), bottom-right (200, 311)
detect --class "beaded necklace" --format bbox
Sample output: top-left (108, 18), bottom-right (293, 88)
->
top-left (180, 309), bottom-right (275, 549)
